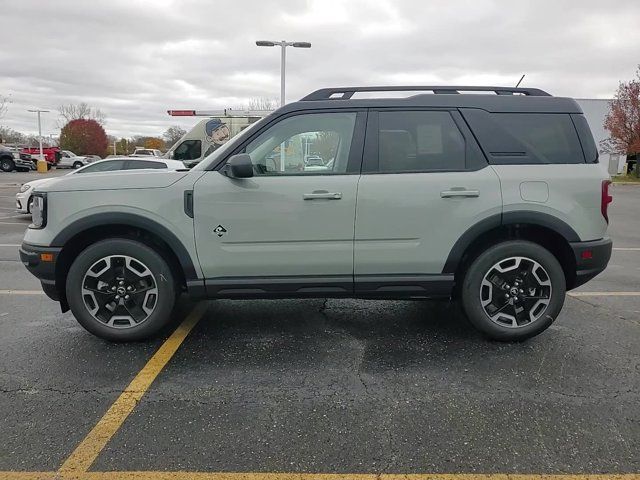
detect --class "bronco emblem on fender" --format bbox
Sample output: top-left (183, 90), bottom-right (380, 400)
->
top-left (213, 225), bottom-right (227, 237)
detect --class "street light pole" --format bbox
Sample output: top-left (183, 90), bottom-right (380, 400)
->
top-left (280, 43), bottom-right (286, 107)
top-left (256, 40), bottom-right (311, 106)
top-left (256, 40), bottom-right (311, 171)
top-left (27, 109), bottom-right (49, 163)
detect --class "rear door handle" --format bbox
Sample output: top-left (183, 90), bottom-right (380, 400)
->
top-left (440, 188), bottom-right (480, 198)
top-left (303, 190), bottom-right (342, 200)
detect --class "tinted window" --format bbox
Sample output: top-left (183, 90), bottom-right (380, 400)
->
top-left (493, 113), bottom-right (584, 164)
top-left (77, 160), bottom-right (125, 173)
top-left (571, 114), bottom-right (598, 163)
top-left (126, 160), bottom-right (166, 170)
top-left (242, 112), bottom-right (356, 175)
top-left (173, 140), bottom-right (202, 160)
top-left (377, 111), bottom-right (465, 172)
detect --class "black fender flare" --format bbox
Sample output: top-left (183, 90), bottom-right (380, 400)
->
top-left (51, 212), bottom-right (199, 282)
top-left (442, 211), bottom-right (580, 274)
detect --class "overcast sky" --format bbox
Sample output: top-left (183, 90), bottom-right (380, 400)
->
top-left (1, 0), bottom-right (639, 138)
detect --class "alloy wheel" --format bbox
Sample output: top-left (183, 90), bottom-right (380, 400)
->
top-left (479, 256), bottom-right (552, 328)
top-left (81, 255), bottom-right (158, 329)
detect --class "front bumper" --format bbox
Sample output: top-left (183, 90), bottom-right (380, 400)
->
top-left (19, 243), bottom-right (62, 301)
top-left (15, 158), bottom-right (35, 170)
top-left (570, 237), bottom-right (612, 289)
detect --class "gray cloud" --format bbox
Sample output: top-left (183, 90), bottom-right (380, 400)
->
top-left (1, 0), bottom-right (638, 137)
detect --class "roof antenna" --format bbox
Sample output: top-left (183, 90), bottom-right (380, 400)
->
top-left (515, 74), bottom-right (525, 88)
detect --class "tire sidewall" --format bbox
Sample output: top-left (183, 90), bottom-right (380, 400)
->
top-left (0, 158), bottom-right (14, 172)
top-left (461, 240), bottom-right (566, 341)
top-left (66, 238), bottom-right (176, 341)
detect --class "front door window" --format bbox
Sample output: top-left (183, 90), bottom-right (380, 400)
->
top-left (241, 112), bottom-right (357, 175)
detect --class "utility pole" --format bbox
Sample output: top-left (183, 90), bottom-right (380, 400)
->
top-left (27, 109), bottom-right (49, 163)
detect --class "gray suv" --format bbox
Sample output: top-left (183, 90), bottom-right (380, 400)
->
top-left (20, 86), bottom-right (612, 342)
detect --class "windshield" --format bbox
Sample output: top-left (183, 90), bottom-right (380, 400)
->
top-left (191, 119), bottom-right (266, 171)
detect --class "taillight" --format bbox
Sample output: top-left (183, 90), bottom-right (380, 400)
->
top-left (601, 180), bottom-right (613, 223)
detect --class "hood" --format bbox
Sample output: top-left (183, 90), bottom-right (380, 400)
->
top-left (35, 169), bottom-right (191, 193)
top-left (24, 177), bottom-right (57, 190)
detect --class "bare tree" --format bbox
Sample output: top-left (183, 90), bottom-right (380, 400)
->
top-left (163, 125), bottom-right (187, 148)
top-left (0, 126), bottom-right (25, 144)
top-left (0, 94), bottom-right (10, 120)
top-left (247, 97), bottom-right (278, 111)
top-left (58, 102), bottom-right (106, 127)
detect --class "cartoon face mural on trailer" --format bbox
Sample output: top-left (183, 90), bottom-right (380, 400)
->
top-left (205, 118), bottom-right (231, 151)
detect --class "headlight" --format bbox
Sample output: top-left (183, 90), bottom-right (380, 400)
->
top-left (19, 184), bottom-right (30, 193)
top-left (29, 193), bottom-right (47, 229)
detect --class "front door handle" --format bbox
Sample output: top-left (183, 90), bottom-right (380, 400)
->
top-left (440, 188), bottom-right (480, 198)
top-left (303, 190), bottom-right (342, 200)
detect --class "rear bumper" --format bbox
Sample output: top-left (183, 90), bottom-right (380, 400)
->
top-left (19, 243), bottom-right (62, 301)
top-left (570, 238), bottom-right (612, 289)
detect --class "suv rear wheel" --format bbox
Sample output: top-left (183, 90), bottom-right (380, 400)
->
top-left (66, 238), bottom-right (177, 341)
top-left (461, 240), bottom-right (566, 341)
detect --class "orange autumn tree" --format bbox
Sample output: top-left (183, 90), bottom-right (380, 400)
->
top-left (144, 137), bottom-right (165, 151)
top-left (602, 65), bottom-right (640, 176)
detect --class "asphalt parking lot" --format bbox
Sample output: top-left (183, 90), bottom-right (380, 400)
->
top-left (0, 170), bottom-right (638, 480)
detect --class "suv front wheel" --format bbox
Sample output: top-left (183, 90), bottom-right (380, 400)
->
top-left (461, 240), bottom-right (566, 341)
top-left (66, 238), bottom-right (177, 341)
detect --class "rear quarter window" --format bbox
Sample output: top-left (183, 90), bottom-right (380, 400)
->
top-left (461, 109), bottom-right (586, 165)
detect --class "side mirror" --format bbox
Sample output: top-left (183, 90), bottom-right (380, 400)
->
top-left (223, 153), bottom-right (254, 178)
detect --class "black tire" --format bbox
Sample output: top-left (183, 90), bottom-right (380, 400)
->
top-left (0, 157), bottom-right (15, 172)
top-left (66, 238), bottom-right (177, 341)
top-left (73, 161), bottom-right (83, 169)
top-left (460, 240), bottom-right (566, 341)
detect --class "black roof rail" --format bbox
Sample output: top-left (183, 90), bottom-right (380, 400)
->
top-left (301, 86), bottom-right (551, 101)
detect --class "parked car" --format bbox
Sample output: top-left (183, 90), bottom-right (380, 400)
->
top-left (0, 145), bottom-right (35, 172)
top-left (84, 155), bottom-right (102, 162)
top-left (15, 157), bottom-right (185, 214)
top-left (56, 150), bottom-right (93, 169)
top-left (131, 148), bottom-right (163, 157)
top-left (20, 85), bottom-right (611, 342)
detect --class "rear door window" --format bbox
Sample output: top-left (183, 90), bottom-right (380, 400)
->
top-left (376, 110), bottom-right (466, 172)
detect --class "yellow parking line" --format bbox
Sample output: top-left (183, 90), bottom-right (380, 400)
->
top-left (0, 473), bottom-right (55, 480)
top-left (58, 301), bottom-right (208, 473)
top-left (569, 291), bottom-right (640, 297)
top-left (1, 471), bottom-right (637, 480)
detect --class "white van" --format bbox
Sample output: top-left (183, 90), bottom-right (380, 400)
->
top-left (165, 110), bottom-right (270, 168)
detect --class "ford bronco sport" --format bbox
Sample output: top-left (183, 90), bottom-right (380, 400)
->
top-left (20, 86), bottom-right (612, 342)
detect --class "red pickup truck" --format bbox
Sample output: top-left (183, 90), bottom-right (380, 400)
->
top-left (20, 146), bottom-right (61, 165)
